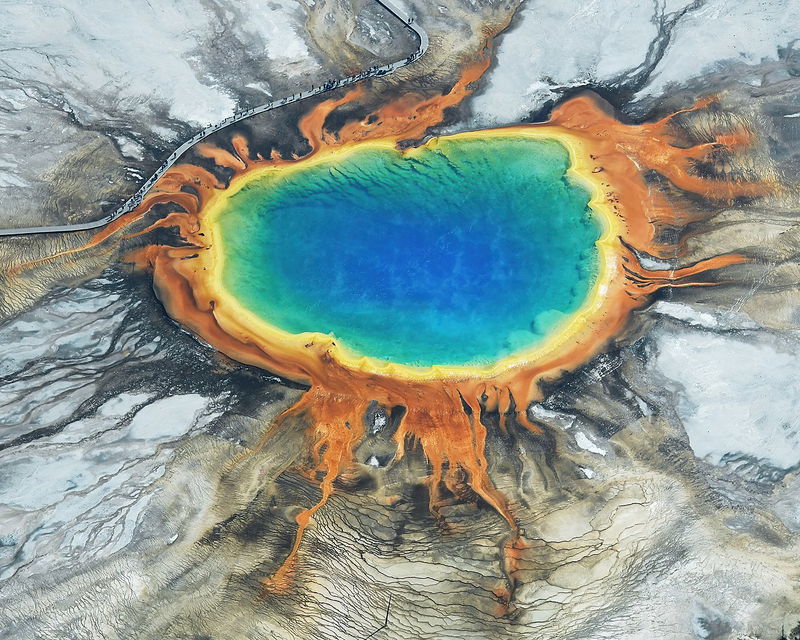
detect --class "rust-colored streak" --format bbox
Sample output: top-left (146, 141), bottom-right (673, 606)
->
top-left (196, 143), bottom-right (247, 171)
top-left (262, 389), bottom-right (369, 591)
top-left (337, 50), bottom-right (492, 145)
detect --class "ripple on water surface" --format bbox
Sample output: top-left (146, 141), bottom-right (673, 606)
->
top-left (216, 135), bottom-right (602, 367)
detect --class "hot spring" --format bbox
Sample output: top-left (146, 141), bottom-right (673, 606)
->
top-left (210, 134), bottom-right (602, 369)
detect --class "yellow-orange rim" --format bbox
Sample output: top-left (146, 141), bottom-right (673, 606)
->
top-left (196, 127), bottom-right (623, 382)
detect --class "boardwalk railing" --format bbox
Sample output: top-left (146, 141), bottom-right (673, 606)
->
top-left (0, 0), bottom-right (428, 237)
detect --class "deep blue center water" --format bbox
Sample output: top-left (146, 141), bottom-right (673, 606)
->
top-left (217, 135), bottom-right (601, 367)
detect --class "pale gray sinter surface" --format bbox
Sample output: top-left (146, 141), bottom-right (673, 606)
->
top-left (469, 0), bottom-right (800, 126)
top-left (0, 0), bottom-right (427, 236)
